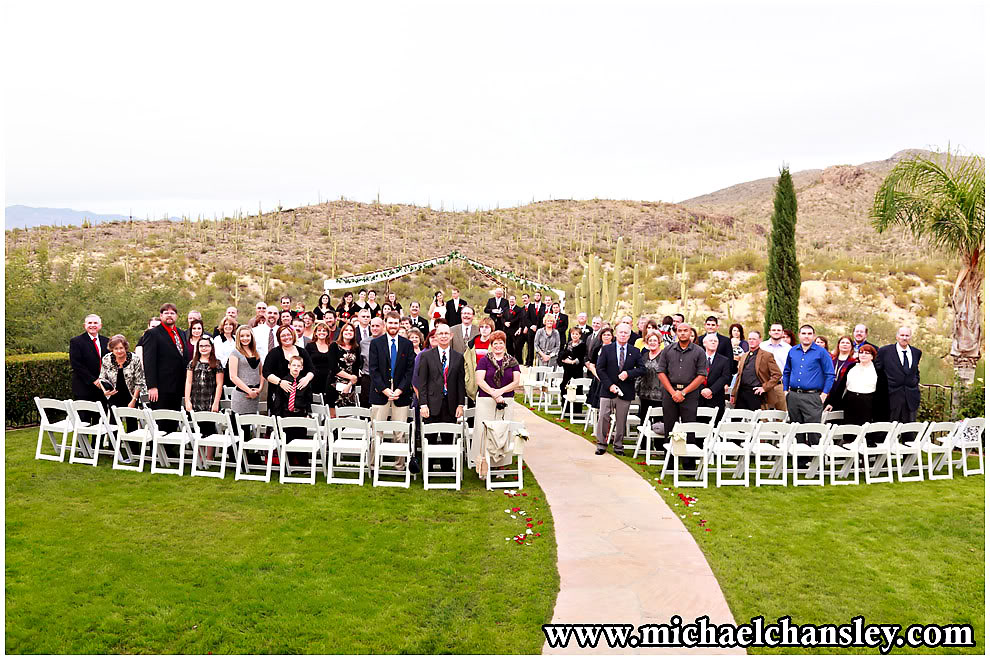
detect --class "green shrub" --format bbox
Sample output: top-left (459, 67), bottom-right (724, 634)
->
top-left (5, 353), bottom-right (72, 427)
top-left (956, 380), bottom-right (985, 420)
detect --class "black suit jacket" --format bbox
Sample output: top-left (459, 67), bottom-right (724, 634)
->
top-left (142, 324), bottom-right (191, 395)
top-left (703, 352), bottom-right (732, 411)
top-left (554, 312), bottom-right (569, 347)
top-left (416, 347), bottom-right (467, 415)
top-left (526, 303), bottom-right (546, 331)
top-left (69, 333), bottom-right (110, 400)
top-left (409, 315), bottom-right (429, 338)
top-left (445, 299), bottom-right (468, 327)
top-left (876, 343), bottom-right (923, 412)
top-left (506, 305), bottom-right (525, 337)
top-left (484, 297), bottom-right (509, 331)
top-left (702, 333), bottom-right (737, 374)
top-left (596, 342), bottom-right (646, 400)
top-left (368, 334), bottom-right (415, 407)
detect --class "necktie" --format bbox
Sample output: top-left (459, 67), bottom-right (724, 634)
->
top-left (465, 328), bottom-right (470, 344)
top-left (390, 338), bottom-right (397, 378)
top-left (708, 356), bottom-right (713, 373)
top-left (92, 336), bottom-right (101, 359)
top-left (441, 350), bottom-right (448, 395)
top-left (288, 379), bottom-right (297, 412)
top-left (901, 349), bottom-right (909, 370)
top-left (619, 344), bottom-right (625, 367)
top-left (172, 328), bottom-right (184, 354)
top-left (268, 328), bottom-right (276, 351)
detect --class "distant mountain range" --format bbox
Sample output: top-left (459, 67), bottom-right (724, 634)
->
top-left (4, 205), bottom-right (184, 230)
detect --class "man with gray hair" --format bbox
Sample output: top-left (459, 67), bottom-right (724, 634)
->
top-left (451, 306), bottom-right (479, 354)
top-left (69, 314), bottom-right (110, 421)
top-left (594, 322), bottom-right (645, 456)
top-left (249, 301), bottom-right (268, 328)
top-left (484, 287), bottom-right (509, 333)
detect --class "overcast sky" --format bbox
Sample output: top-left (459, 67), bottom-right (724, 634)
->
top-left (4, 0), bottom-right (985, 219)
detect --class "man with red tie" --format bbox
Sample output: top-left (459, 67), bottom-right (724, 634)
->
top-left (69, 314), bottom-right (111, 420)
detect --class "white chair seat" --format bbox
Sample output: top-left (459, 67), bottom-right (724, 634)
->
top-left (331, 439), bottom-right (367, 453)
top-left (662, 442), bottom-right (706, 457)
top-left (284, 438), bottom-right (321, 452)
top-left (159, 431), bottom-right (193, 444)
top-left (712, 441), bottom-right (746, 454)
top-left (241, 437), bottom-right (277, 451)
top-left (377, 441), bottom-right (410, 455)
top-left (789, 443), bottom-right (822, 456)
top-left (197, 433), bottom-right (234, 448)
top-left (425, 444), bottom-right (461, 458)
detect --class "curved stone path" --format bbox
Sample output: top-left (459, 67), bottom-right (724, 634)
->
top-left (510, 402), bottom-right (742, 655)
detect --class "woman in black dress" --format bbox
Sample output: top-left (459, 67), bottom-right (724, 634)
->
top-left (385, 291), bottom-right (402, 315)
top-left (314, 293), bottom-right (334, 321)
top-left (308, 321), bottom-right (337, 412)
top-left (336, 292), bottom-right (357, 323)
top-left (332, 323), bottom-right (362, 408)
top-left (262, 326), bottom-right (316, 413)
top-left (559, 326), bottom-right (588, 411)
top-left (585, 326), bottom-right (613, 411)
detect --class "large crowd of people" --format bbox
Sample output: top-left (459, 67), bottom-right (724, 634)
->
top-left (69, 286), bottom-right (925, 470)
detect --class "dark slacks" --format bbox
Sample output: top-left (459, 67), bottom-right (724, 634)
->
top-left (888, 394), bottom-right (918, 423)
top-left (425, 397), bottom-right (457, 469)
top-left (735, 386), bottom-right (764, 411)
top-left (662, 389), bottom-right (700, 468)
top-left (524, 333), bottom-right (536, 367)
top-left (358, 374), bottom-right (371, 409)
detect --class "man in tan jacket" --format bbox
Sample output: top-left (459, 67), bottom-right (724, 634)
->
top-left (731, 330), bottom-right (785, 411)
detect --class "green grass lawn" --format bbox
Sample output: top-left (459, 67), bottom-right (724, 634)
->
top-left (4, 427), bottom-right (558, 654)
top-left (522, 399), bottom-right (985, 655)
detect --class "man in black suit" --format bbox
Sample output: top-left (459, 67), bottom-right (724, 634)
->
top-left (701, 316), bottom-right (737, 374)
top-left (142, 303), bottom-right (191, 429)
top-left (877, 327), bottom-right (923, 423)
top-left (594, 322), bottom-right (645, 456)
top-left (484, 287), bottom-right (510, 333)
top-left (700, 335), bottom-right (732, 422)
top-left (585, 316), bottom-right (604, 356)
top-left (407, 301), bottom-right (429, 338)
top-left (69, 314), bottom-right (110, 421)
top-left (445, 288), bottom-right (468, 327)
top-left (369, 311), bottom-right (416, 468)
top-left (505, 295), bottom-right (525, 361)
top-left (525, 292), bottom-right (546, 367)
top-left (550, 302), bottom-right (569, 348)
top-left (416, 322), bottom-right (466, 468)
top-left (573, 312), bottom-right (592, 342)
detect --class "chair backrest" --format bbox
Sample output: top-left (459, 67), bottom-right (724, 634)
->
top-left (922, 421), bottom-right (958, 446)
top-left (641, 407), bottom-right (663, 423)
top-left (755, 409), bottom-right (788, 423)
top-left (112, 405), bottom-right (151, 429)
top-left (373, 420), bottom-right (411, 437)
top-left (35, 397), bottom-right (70, 425)
top-left (190, 410), bottom-right (232, 435)
top-left (955, 417), bottom-right (986, 445)
top-left (68, 399), bottom-right (109, 427)
top-left (234, 413), bottom-right (278, 442)
top-left (326, 417), bottom-right (369, 439)
top-left (462, 408), bottom-right (476, 422)
top-left (864, 421), bottom-right (897, 447)
top-left (722, 409), bottom-right (755, 424)
top-left (422, 422), bottom-right (463, 438)
top-left (277, 415), bottom-right (321, 439)
top-left (790, 422), bottom-right (829, 445)
top-left (821, 410), bottom-right (844, 424)
top-left (696, 407), bottom-right (718, 425)
top-left (829, 424), bottom-right (866, 447)
top-left (672, 421), bottom-right (714, 446)
top-left (222, 386), bottom-right (235, 400)
top-left (893, 421), bottom-right (928, 442)
top-left (312, 393), bottom-right (325, 405)
top-left (310, 404), bottom-right (330, 423)
top-left (336, 406), bottom-right (371, 420)
top-left (717, 421), bottom-right (756, 443)
top-left (753, 421), bottom-right (791, 444)
top-left (150, 409), bottom-right (192, 435)
top-left (570, 377), bottom-right (593, 389)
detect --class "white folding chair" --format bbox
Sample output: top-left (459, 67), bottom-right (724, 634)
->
top-left (190, 411), bottom-right (238, 478)
top-left (372, 420), bottom-right (412, 488)
top-left (522, 366), bottom-right (549, 407)
top-left (821, 409), bottom-right (844, 425)
top-left (753, 421), bottom-right (792, 486)
top-left (422, 422), bottom-right (463, 490)
top-left (68, 400), bottom-right (119, 466)
top-left (660, 422), bottom-right (713, 488)
top-left (755, 409), bottom-right (788, 423)
top-left (326, 418), bottom-right (370, 485)
top-left (485, 421), bottom-right (526, 491)
top-left (890, 421), bottom-right (928, 482)
top-left (562, 377), bottom-right (592, 424)
top-left (148, 409), bottom-right (196, 476)
top-left (713, 421), bottom-right (756, 487)
top-left (539, 371), bottom-right (564, 413)
top-left (583, 402), bottom-right (599, 432)
top-left (312, 392), bottom-right (325, 406)
top-left (310, 403), bottom-right (331, 428)
top-left (919, 421), bottom-right (958, 480)
top-left (276, 416), bottom-right (326, 485)
top-left (34, 397), bottom-right (74, 462)
top-left (952, 417), bottom-right (985, 476)
top-left (633, 408), bottom-right (665, 466)
top-left (857, 421), bottom-right (897, 484)
top-left (111, 406), bottom-right (154, 472)
top-left (624, 400), bottom-right (642, 445)
top-left (336, 406), bottom-right (372, 421)
top-left (825, 424), bottom-right (864, 485)
top-left (234, 413), bottom-right (279, 482)
top-left (788, 422), bottom-right (828, 486)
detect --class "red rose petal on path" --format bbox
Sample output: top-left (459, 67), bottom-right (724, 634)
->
top-left (526, 523), bottom-right (533, 528)
top-left (526, 518), bottom-right (533, 521)
top-left (535, 533), bottom-right (541, 537)
top-left (537, 520), bottom-right (543, 525)
top-left (705, 528), bottom-right (711, 532)
top-left (700, 520), bottom-right (707, 524)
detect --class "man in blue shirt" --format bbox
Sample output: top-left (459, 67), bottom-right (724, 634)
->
top-left (782, 324), bottom-right (835, 455)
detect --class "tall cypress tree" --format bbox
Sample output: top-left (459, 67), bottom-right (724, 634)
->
top-left (764, 166), bottom-right (801, 336)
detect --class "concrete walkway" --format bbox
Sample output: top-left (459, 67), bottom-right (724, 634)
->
top-left (510, 402), bottom-right (742, 655)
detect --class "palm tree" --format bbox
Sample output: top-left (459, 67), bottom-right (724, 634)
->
top-left (871, 149), bottom-right (985, 393)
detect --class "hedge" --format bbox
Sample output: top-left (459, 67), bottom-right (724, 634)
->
top-left (5, 353), bottom-right (72, 428)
